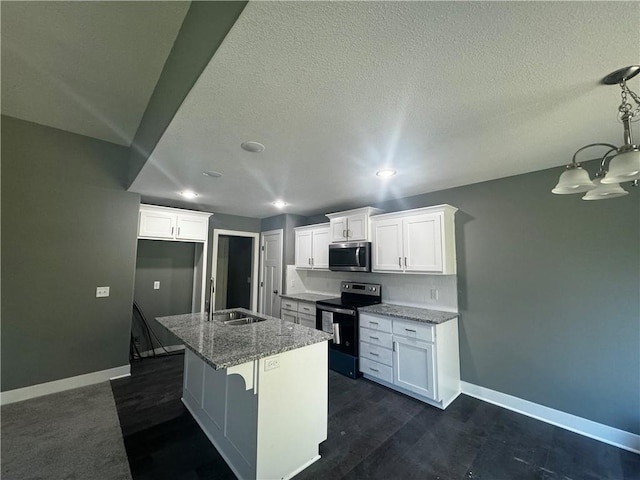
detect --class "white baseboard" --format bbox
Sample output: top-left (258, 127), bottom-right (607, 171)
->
top-left (461, 381), bottom-right (640, 454)
top-left (1, 365), bottom-right (131, 406)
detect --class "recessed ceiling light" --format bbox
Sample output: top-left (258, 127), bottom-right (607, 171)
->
top-left (202, 170), bottom-right (223, 178)
top-left (241, 141), bottom-right (265, 153)
top-left (180, 190), bottom-right (198, 199)
top-left (376, 169), bottom-right (397, 178)
top-left (273, 200), bottom-right (287, 208)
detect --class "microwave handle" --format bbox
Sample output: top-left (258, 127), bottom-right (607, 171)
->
top-left (355, 247), bottom-right (360, 265)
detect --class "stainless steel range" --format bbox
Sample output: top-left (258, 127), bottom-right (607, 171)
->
top-left (316, 281), bottom-right (382, 378)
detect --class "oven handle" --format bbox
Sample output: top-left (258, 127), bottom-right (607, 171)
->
top-left (333, 323), bottom-right (341, 345)
top-left (317, 305), bottom-right (356, 316)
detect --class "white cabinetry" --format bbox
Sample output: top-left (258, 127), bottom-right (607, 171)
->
top-left (371, 205), bottom-right (457, 274)
top-left (281, 298), bottom-right (317, 329)
top-left (294, 224), bottom-right (330, 269)
top-left (139, 204), bottom-right (209, 242)
top-left (137, 204), bottom-right (212, 313)
top-left (325, 207), bottom-right (384, 243)
top-left (359, 312), bottom-right (460, 409)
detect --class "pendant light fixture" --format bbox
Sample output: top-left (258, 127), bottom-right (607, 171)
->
top-left (552, 65), bottom-right (640, 199)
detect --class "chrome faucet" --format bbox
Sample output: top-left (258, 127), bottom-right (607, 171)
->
top-left (208, 276), bottom-right (215, 321)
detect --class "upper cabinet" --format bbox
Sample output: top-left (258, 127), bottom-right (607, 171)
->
top-left (371, 205), bottom-right (457, 274)
top-left (138, 204), bottom-right (211, 242)
top-left (294, 223), bottom-right (330, 269)
top-left (325, 207), bottom-right (384, 243)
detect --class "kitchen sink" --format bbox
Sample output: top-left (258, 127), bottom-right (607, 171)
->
top-left (224, 316), bottom-right (266, 326)
top-left (209, 309), bottom-right (267, 326)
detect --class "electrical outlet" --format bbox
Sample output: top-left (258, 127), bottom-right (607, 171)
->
top-left (153, 281), bottom-right (160, 290)
top-left (96, 286), bottom-right (110, 298)
top-left (291, 278), bottom-right (296, 288)
top-left (430, 289), bottom-right (439, 300)
top-left (264, 356), bottom-right (280, 371)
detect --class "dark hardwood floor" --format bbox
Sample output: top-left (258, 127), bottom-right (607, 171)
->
top-left (111, 352), bottom-right (639, 480)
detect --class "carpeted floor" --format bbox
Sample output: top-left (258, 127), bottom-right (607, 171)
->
top-left (1, 381), bottom-right (132, 480)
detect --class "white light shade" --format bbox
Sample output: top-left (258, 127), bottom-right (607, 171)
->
top-left (600, 149), bottom-right (640, 183)
top-left (551, 166), bottom-right (596, 194)
top-left (582, 178), bottom-right (628, 200)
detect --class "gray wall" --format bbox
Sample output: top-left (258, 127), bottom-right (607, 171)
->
top-left (360, 163), bottom-right (637, 434)
top-left (133, 240), bottom-right (195, 351)
top-left (1, 116), bottom-right (140, 391)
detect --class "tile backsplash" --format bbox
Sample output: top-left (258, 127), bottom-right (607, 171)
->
top-left (286, 265), bottom-right (458, 312)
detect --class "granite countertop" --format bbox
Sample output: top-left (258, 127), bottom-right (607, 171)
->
top-left (358, 303), bottom-right (458, 325)
top-left (280, 292), bottom-right (336, 303)
top-left (156, 308), bottom-right (331, 370)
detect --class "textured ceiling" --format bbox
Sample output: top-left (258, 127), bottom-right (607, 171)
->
top-left (130, 1), bottom-right (639, 218)
top-left (1, 1), bottom-right (189, 146)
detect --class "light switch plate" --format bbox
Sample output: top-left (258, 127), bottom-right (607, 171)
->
top-left (265, 356), bottom-right (280, 371)
top-left (96, 286), bottom-right (110, 298)
top-left (153, 281), bottom-right (160, 290)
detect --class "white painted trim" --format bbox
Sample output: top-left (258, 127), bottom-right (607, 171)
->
top-left (211, 229), bottom-right (260, 312)
top-left (1, 365), bottom-right (131, 406)
top-left (461, 381), bottom-right (640, 454)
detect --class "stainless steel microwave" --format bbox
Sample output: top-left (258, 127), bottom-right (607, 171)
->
top-left (328, 242), bottom-right (372, 272)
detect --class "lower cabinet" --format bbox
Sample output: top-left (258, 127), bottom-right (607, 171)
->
top-left (281, 298), bottom-right (317, 329)
top-left (359, 312), bottom-right (460, 409)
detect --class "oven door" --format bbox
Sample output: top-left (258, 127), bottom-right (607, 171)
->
top-left (316, 304), bottom-right (358, 356)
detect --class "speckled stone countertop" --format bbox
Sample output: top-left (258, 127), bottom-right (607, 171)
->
top-left (156, 308), bottom-right (331, 370)
top-left (280, 292), bottom-right (336, 303)
top-left (358, 303), bottom-right (458, 325)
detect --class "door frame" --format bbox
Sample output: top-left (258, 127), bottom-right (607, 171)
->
top-left (259, 229), bottom-right (284, 315)
top-left (211, 229), bottom-right (260, 312)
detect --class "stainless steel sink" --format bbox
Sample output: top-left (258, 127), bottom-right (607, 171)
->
top-left (224, 316), bottom-right (266, 326)
top-left (209, 309), bottom-right (267, 326)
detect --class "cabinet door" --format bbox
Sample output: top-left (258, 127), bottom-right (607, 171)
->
top-left (282, 311), bottom-right (298, 324)
top-left (294, 230), bottom-right (313, 268)
top-left (393, 336), bottom-right (437, 400)
top-left (371, 218), bottom-right (403, 271)
top-left (298, 312), bottom-right (316, 329)
top-left (139, 210), bottom-right (176, 239)
top-left (311, 227), bottom-right (330, 269)
top-left (329, 217), bottom-right (348, 242)
top-left (346, 213), bottom-right (367, 241)
top-left (403, 213), bottom-right (443, 272)
top-left (176, 215), bottom-right (208, 242)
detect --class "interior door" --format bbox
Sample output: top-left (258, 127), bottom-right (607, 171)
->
top-left (260, 230), bottom-right (282, 317)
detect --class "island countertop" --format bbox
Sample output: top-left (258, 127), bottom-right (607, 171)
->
top-left (156, 308), bottom-right (332, 370)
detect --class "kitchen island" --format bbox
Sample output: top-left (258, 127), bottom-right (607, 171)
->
top-left (157, 308), bottom-right (332, 480)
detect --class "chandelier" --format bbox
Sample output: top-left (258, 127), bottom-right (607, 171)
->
top-left (552, 65), bottom-right (640, 200)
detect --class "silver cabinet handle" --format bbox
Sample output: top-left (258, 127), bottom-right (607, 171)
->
top-left (369, 321), bottom-right (378, 326)
top-left (171, 227), bottom-right (175, 236)
top-left (308, 258), bottom-right (311, 265)
top-left (178, 227), bottom-right (181, 236)
top-left (404, 256), bottom-right (407, 267)
top-left (405, 328), bottom-right (416, 333)
top-left (398, 257), bottom-right (402, 267)
top-left (343, 229), bottom-right (346, 238)
top-left (311, 257), bottom-right (314, 266)
top-left (369, 336), bottom-right (379, 340)
top-left (370, 352), bottom-right (379, 356)
top-left (369, 367), bottom-right (379, 372)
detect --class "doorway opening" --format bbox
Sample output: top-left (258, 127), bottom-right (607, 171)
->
top-left (211, 230), bottom-right (260, 312)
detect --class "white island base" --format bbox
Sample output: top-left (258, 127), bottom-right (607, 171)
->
top-left (182, 341), bottom-right (328, 480)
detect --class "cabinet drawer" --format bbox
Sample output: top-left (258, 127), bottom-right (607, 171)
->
top-left (298, 312), bottom-right (316, 329)
top-left (359, 327), bottom-right (393, 349)
top-left (298, 302), bottom-right (316, 315)
top-left (359, 313), bottom-right (392, 333)
top-left (360, 357), bottom-right (393, 383)
top-left (359, 342), bottom-right (392, 367)
top-left (392, 319), bottom-right (435, 343)
top-left (281, 299), bottom-right (298, 312)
